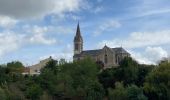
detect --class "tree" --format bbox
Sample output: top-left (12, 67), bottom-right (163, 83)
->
top-left (118, 57), bottom-right (139, 85)
top-left (108, 82), bottom-right (128, 100)
top-left (127, 85), bottom-right (147, 100)
top-left (58, 58), bottom-right (66, 65)
top-left (144, 62), bottom-right (170, 100)
top-left (136, 65), bottom-right (154, 86)
top-left (0, 66), bottom-right (9, 85)
top-left (43, 59), bottom-right (58, 74)
top-left (7, 61), bottom-right (24, 74)
top-left (98, 69), bottom-right (116, 90)
top-left (26, 83), bottom-right (43, 100)
top-left (108, 83), bottom-right (147, 100)
top-left (0, 87), bottom-right (7, 100)
top-left (55, 58), bottom-right (104, 99)
top-left (86, 81), bottom-right (105, 100)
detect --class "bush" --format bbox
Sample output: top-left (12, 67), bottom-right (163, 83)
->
top-left (26, 84), bottom-right (43, 100)
top-left (108, 82), bottom-right (128, 100)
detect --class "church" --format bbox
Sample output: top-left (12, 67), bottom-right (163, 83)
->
top-left (73, 23), bottom-right (130, 69)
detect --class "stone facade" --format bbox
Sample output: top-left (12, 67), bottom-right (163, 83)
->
top-left (73, 23), bottom-right (130, 69)
top-left (29, 57), bottom-right (52, 75)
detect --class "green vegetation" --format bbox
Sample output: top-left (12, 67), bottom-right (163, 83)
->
top-left (0, 57), bottom-right (169, 100)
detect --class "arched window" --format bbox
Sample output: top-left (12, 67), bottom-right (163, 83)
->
top-left (105, 54), bottom-right (108, 64)
top-left (75, 44), bottom-right (78, 50)
top-left (116, 55), bottom-right (118, 64)
top-left (117, 56), bottom-right (121, 64)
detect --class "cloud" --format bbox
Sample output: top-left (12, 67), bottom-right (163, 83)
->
top-left (0, 16), bottom-right (18, 28)
top-left (99, 30), bottom-right (170, 48)
top-left (140, 9), bottom-right (170, 17)
top-left (94, 20), bottom-right (121, 36)
top-left (0, 31), bottom-right (24, 56)
top-left (0, 0), bottom-right (84, 19)
top-left (0, 25), bottom-right (59, 57)
top-left (30, 34), bottom-right (56, 45)
top-left (46, 26), bottom-right (74, 35)
top-left (28, 25), bottom-right (57, 45)
top-left (130, 46), bottom-right (168, 64)
top-left (40, 53), bottom-right (73, 62)
top-left (98, 30), bottom-right (170, 64)
top-left (39, 44), bottom-right (73, 61)
top-left (130, 8), bottom-right (170, 19)
top-left (126, 0), bottom-right (170, 19)
top-left (94, 7), bottom-right (103, 13)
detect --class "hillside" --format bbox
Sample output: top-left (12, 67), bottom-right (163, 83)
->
top-left (0, 57), bottom-right (169, 100)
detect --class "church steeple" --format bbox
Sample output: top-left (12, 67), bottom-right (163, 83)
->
top-left (74, 22), bottom-right (83, 42)
top-left (74, 22), bottom-right (83, 55)
top-left (76, 22), bottom-right (81, 36)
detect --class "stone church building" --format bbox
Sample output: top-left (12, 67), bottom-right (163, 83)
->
top-left (73, 23), bottom-right (130, 69)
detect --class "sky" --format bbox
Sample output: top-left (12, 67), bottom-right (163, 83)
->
top-left (0, 0), bottom-right (170, 65)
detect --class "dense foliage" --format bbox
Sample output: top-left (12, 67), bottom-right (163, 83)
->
top-left (0, 57), bottom-right (169, 100)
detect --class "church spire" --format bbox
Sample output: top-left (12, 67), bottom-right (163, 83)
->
top-left (74, 22), bottom-right (83, 42)
top-left (76, 21), bottom-right (81, 37)
top-left (74, 22), bottom-right (83, 55)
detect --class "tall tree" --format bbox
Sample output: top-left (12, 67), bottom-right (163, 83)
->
top-left (144, 62), bottom-right (170, 100)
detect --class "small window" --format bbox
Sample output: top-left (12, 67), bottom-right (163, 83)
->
top-left (78, 58), bottom-right (80, 60)
top-left (105, 54), bottom-right (108, 64)
top-left (75, 44), bottom-right (78, 50)
top-left (117, 56), bottom-right (120, 64)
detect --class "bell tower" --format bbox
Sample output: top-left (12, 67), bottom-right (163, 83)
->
top-left (74, 22), bottom-right (83, 55)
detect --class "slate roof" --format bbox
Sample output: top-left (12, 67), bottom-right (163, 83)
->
top-left (112, 47), bottom-right (129, 54)
top-left (81, 49), bottom-right (102, 55)
top-left (74, 47), bottom-right (130, 57)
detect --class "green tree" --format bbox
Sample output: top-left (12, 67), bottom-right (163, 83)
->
top-left (118, 57), bottom-right (139, 85)
top-left (86, 81), bottom-right (105, 100)
top-left (0, 87), bottom-right (7, 100)
top-left (136, 65), bottom-right (154, 86)
top-left (44, 59), bottom-right (57, 69)
top-left (108, 82), bottom-right (128, 100)
top-left (127, 85), bottom-right (147, 100)
top-left (7, 61), bottom-right (24, 74)
top-left (0, 66), bottom-right (9, 85)
top-left (108, 83), bottom-right (147, 100)
top-left (144, 62), bottom-right (170, 100)
top-left (98, 69), bottom-right (116, 90)
top-left (26, 83), bottom-right (43, 100)
top-left (55, 58), bottom-right (104, 99)
top-left (58, 58), bottom-right (66, 65)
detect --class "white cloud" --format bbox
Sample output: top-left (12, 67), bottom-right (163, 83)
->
top-left (94, 20), bottom-right (121, 36)
top-left (0, 31), bottom-right (24, 56)
top-left (29, 25), bottom-right (57, 45)
top-left (93, 6), bottom-right (104, 13)
top-left (99, 30), bottom-right (170, 48)
top-left (30, 34), bottom-right (56, 45)
top-left (98, 30), bottom-right (170, 64)
top-left (130, 46), bottom-right (168, 64)
top-left (0, 25), bottom-right (59, 57)
top-left (128, 0), bottom-right (170, 16)
top-left (130, 50), bottom-right (153, 65)
top-left (145, 46), bottom-right (168, 61)
top-left (139, 9), bottom-right (170, 17)
top-left (40, 44), bottom-right (73, 61)
top-left (0, 16), bottom-right (17, 28)
top-left (46, 26), bottom-right (74, 35)
top-left (0, 0), bottom-right (84, 19)
top-left (41, 53), bottom-right (73, 62)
